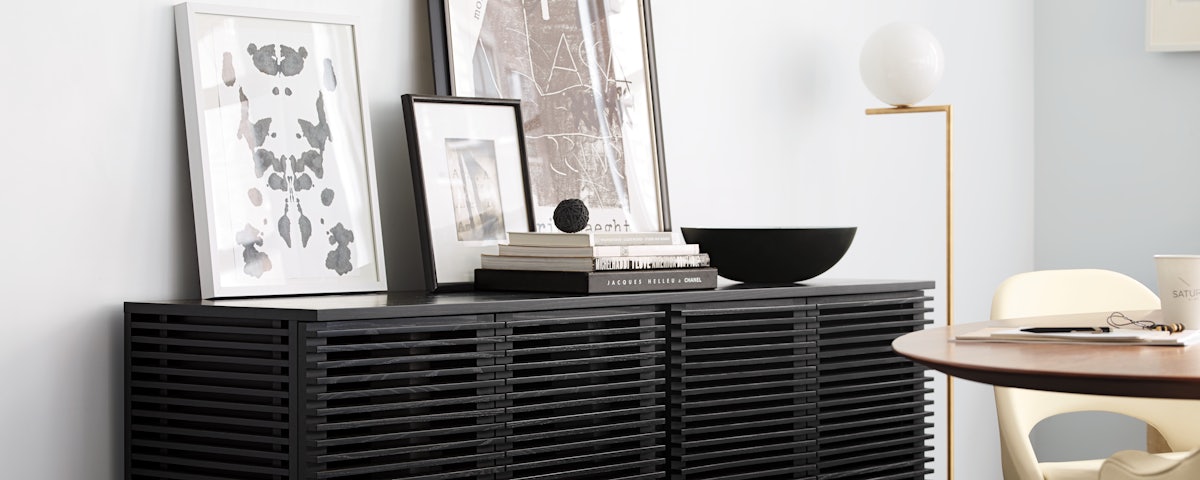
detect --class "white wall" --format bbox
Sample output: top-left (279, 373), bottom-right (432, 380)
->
top-left (1032, 0), bottom-right (1200, 462)
top-left (0, 2), bottom-right (428, 479)
top-left (1035, 2), bottom-right (1200, 298)
top-left (653, 2), bottom-right (1034, 478)
top-left (0, 1), bottom-right (1034, 479)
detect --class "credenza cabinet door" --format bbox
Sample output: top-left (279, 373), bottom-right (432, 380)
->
top-left (127, 313), bottom-right (294, 480)
top-left (301, 314), bottom-right (509, 480)
top-left (501, 306), bottom-right (667, 479)
top-left (812, 290), bottom-right (935, 480)
top-left (668, 298), bottom-right (819, 480)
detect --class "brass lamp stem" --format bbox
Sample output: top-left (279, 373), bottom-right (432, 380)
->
top-left (866, 104), bottom-right (954, 480)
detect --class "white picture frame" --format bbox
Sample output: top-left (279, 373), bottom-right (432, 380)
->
top-left (402, 95), bottom-right (533, 292)
top-left (175, 3), bottom-right (387, 298)
top-left (1147, 0), bottom-right (1200, 51)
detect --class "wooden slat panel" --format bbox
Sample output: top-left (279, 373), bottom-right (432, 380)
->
top-left (669, 298), bottom-right (818, 479)
top-left (305, 313), bottom-right (507, 480)
top-left (812, 291), bottom-right (934, 480)
top-left (503, 307), bottom-right (666, 479)
top-left (128, 313), bottom-right (290, 480)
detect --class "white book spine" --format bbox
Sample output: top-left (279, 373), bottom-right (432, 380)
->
top-left (497, 244), bottom-right (700, 257)
top-left (480, 253), bottom-right (710, 272)
top-left (593, 254), bottom-right (710, 271)
top-left (590, 233), bottom-right (676, 246)
top-left (506, 231), bottom-right (675, 247)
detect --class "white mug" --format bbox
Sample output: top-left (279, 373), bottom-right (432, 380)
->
top-left (1154, 255), bottom-right (1200, 330)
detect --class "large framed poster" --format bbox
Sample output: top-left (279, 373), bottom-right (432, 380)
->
top-left (175, 3), bottom-right (387, 298)
top-left (428, 0), bottom-right (671, 233)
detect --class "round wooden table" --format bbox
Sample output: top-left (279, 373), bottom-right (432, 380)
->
top-left (892, 321), bottom-right (1200, 399)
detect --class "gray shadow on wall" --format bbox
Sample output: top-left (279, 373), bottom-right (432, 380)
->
top-left (377, 0), bottom-right (438, 291)
top-left (109, 308), bottom-right (125, 480)
top-left (171, 69), bottom-right (201, 299)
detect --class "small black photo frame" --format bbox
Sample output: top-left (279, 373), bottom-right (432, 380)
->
top-left (403, 94), bottom-right (533, 291)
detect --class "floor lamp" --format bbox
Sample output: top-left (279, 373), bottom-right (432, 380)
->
top-left (860, 22), bottom-right (955, 479)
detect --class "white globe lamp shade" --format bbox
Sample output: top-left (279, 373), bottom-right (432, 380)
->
top-left (859, 22), bottom-right (944, 107)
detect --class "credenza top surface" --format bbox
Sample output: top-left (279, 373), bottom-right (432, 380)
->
top-left (125, 278), bottom-right (933, 322)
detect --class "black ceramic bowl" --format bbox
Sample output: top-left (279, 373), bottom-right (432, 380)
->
top-left (680, 227), bottom-right (857, 284)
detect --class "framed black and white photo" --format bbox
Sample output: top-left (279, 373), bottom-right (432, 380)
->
top-left (175, 3), bottom-right (387, 298)
top-left (403, 94), bottom-right (533, 291)
top-left (428, 0), bottom-right (671, 233)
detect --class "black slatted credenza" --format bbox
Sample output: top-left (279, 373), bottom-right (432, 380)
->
top-left (125, 279), bottom-right (934, 480)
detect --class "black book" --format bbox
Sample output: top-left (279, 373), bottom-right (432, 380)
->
top-left (474, 267), bottom-right (718, 294)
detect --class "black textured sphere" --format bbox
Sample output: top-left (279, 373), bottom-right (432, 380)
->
top-left (553, 199), bottom-right (589, 233)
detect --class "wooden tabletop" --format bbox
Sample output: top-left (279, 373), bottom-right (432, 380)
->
top-left (892, 316), bottom-right (1200, 399)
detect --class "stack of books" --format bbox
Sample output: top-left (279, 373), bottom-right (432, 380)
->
top-left (473, 231), bottom-right (719, 293)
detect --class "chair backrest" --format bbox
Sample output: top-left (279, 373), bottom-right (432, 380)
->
top-left (990, 269), bottom-right (1186, 480)
top-left (990, 268), bottom-right (1160, 320)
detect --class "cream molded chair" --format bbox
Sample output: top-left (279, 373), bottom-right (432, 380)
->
top-left (995, 388), bottom-right (1200, 480)
top-left (991, 269), bottom-right (1200, 480)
